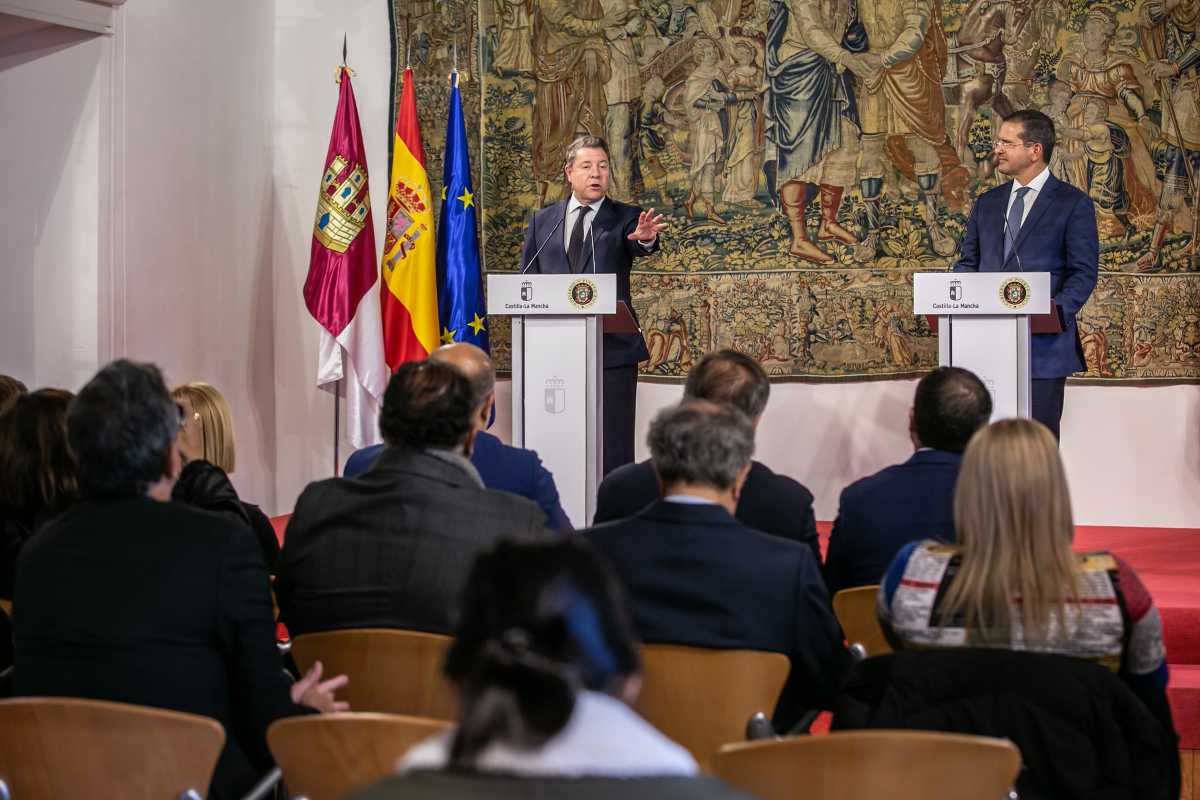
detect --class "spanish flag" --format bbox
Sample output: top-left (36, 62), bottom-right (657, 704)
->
top-left (380, 68), bottom-right (440, 369)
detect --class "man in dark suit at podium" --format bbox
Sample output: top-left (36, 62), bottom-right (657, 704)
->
top-left (952, 109), bottom-right (1098, 439)
top-left (521, 135), bottom-right (667, 475)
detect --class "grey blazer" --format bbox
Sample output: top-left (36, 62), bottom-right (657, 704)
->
top-left (275, 445), bottom-right (549, 637)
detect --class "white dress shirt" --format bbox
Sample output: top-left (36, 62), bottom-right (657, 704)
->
top-left (563, 195), bottom-right (606, 254)
top-left (1005, 165), bottom-right (1051, 227)
top-left (396, 689), bottom-right (697, 777)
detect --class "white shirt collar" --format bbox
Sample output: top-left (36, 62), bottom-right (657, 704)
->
top-left (1011, 166), bottom-right (1051, 194)
top-left (567, 194), bottom-right (605, 216)
top-left (662, 494), bottom-right (718, 506)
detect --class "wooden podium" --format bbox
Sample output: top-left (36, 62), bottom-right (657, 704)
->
top-left (486, 273), bottom-right (634, 527)
top-left (913, 272), bottom-right (1053, 420)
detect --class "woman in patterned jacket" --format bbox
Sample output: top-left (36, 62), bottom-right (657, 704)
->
top-left (877, 418), bottom-right (1169, 720)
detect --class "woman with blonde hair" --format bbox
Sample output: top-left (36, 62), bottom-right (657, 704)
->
top-left (877, 418), bottom-right (1169, 721)
top-left (171, 382), bottom-right (278, 570)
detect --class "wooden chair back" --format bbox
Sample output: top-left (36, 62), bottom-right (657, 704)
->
top-left (634, 644), bottom-right (790, 772)
top-left (0, 697), bottom-right (224, 799)
top-left (267, 712), bottom-right (450, 800)
top-left (291, 628), bottom-right (457, 719)
top-left (832, 585), bottom-right (892, 657)
top-left (713, 730), bottom-right (1021, 800)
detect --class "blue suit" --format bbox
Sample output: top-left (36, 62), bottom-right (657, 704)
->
top-left (521, 196), bottom-right (656, 474)
top-left (343, 432), bottom-right (571, 531)
top-left (952, 172), bottom-right (1099, 379)
top-left (823, 449), bottom-right (961, 596)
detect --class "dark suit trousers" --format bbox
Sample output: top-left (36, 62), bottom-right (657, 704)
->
top-left (604, 365), bottom-right (637, 476)
top-left (1032, 378), bottom-right (1066, 441)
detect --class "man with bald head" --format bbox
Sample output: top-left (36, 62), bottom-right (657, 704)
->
top-left (344, 344), bottom-right (571, 531)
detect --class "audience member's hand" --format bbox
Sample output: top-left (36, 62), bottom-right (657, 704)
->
top-left (291, 659), bottom-right (349, 713)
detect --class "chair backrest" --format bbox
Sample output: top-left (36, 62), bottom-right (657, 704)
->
top-left (832, 585), bottom-right (892, 657)
top-left (268, 712), bottom-right (449, 800)
top-left (291, 628), bottom-right (457, 719)
top-left (713, 730), bottom-right (1021, 800)
top-left (0, 697), bottom-right (224, 799)
top-left (634, 644), bottom-right (790, 772)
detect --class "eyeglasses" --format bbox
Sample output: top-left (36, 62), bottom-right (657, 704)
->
top-left (994, 140), bottom-right (1035, 151)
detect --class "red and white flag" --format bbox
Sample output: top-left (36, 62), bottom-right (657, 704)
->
top-left (304, 66), bottom-right (388, 449)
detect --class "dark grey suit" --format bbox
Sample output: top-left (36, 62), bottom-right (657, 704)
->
top-left (275, 446), bottom-right (548, 637)
top-left (521, 196), bottom-right (657, 474)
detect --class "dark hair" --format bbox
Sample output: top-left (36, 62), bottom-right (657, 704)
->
top-left (1004, 109), bottom-right (1056, 165)
top-left (913, 367), bottom-right (993, 453)
top-left (378, 360), bottom-right (474, 450)
top-left (69, 360), bottom-right (178, 499)
top-left (445, 538), bottom-right (640, 766)
top-left (0, 375), bottom-right (27, 414)
top-left (564, 135), bottom-right (611, 168)
top-left (683, 349), bottom-right (770, 418)
top-left (0, 389), bottom-right (78, 513)
top-left (648, 400), bottom-right (755, 490)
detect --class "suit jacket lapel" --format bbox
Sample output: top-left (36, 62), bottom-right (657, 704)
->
top-left (546, 199), bottom-right (570, 273)
top-left (1005, 174), bottom-right (1057, 269)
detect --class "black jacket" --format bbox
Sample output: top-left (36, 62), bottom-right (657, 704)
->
top-left (824, 449), bottom-right (961, 595)
top-left (276, 446), bottom-right (548, 637)
top-left (14, 496), bottom-right (304, 799)
top-left (584, 500), bottom-right (848, 730)
top-left (832, 649), bottom-right (1180, 800)
top-left (171, 459), bottom-right (280, 572)
top-left (594, 460), bottom-right (820, 563)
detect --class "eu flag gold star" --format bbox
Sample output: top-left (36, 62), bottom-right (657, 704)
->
top-left (457, 188), bottom-right (475, 209)
top-left (440, 326), bottom-right (457, 345)
top-left (468, 313), bottom-right (486, 335)
top-left (441, 185), bottom-right (447, 200)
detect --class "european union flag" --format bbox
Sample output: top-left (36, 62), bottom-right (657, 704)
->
top-left (436, 71), bottom-right (488, 352)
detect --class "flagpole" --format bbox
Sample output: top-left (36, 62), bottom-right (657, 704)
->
top-left (333, 30), bottom-right (347, 479)
top-left (333, 387), bottom-right (341, 476)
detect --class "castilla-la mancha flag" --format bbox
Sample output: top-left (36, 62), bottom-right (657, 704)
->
top-left (304, 66), bottom-right (388, 449)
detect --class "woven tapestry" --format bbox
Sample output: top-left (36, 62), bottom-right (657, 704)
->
top-left (394, 0), bottom-right (1200, 382)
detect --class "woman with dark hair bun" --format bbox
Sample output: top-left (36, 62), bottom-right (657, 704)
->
top-left (398, 538), bottom-right (697, 777)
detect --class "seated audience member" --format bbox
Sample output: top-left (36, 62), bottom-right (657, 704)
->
top-left (397, 538), bottom-right (697, 777)
top-left (824, 366), bottom-right (991, 595)
top-left (878, 418), bottom-right (1171, 728)
top-left (585, 401), bottom-right (849, 731)
top-left (345, 343), bottom-right (571, 531)
top-left (595, 350), bottom-right (819, 561)
top-left (171, 381), bottom-right (279, 570)
top-left (276, 359), bottom-right (548, 637)
top-left (13, 360), bottom-right (346, 800)
top-left (0, 375), bottom-right (26, 413)
top-left (0, 389), bottom-right (78, 602)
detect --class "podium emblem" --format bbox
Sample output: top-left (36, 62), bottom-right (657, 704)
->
top-left (568, 279), bottom-right (598, 309)
top-left (999, 277), bottom-right (1031, 310)
top-left (520, 281), bottom-right (533, 301)
top-left (949, 280), bottom-right (962, 301)
top-left (544, 378), bottom-right (566, 414)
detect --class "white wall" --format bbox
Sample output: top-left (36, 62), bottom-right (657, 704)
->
top-left (271, 0), bottom-right (391, 513)
top-left (0, 0), bottom-right (279, 510)
top-left (0, 24), bottom-right (103, 391)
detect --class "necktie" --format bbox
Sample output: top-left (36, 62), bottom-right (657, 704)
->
top-left (1004, 186), bottom-right (1031, 262)
top-left (567, 205), bottom-right (592, 273)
